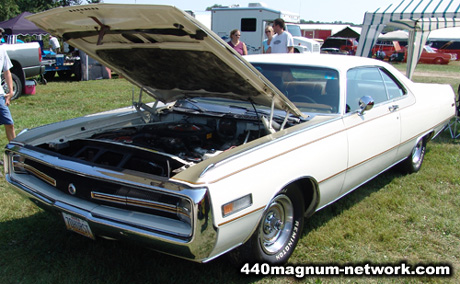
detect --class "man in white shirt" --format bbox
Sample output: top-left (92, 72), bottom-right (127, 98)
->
top-left (0, 27), bottom-right (16, 142)
top-left (267, 18), bottom-right (294, 54)
top-left (49, 36), bottom-right (61, 53)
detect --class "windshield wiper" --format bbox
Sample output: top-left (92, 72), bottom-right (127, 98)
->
top-left (174, 98), bottom-right (207, 113)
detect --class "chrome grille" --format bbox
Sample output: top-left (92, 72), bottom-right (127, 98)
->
top-left (14, 154), bottom-right (193, 226)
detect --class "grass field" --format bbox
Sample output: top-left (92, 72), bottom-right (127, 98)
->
top-left (0, 62), bottom-right (459, 284)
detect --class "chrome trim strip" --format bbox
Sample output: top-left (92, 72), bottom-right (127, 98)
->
top-left (91, 192), bottom-right (126, 205)
top-left (17, 162), bottom-right (57, 187)
top-left (91, 191), bottom-right (180, 215)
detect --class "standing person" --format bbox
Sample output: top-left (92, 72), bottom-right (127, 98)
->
top-left (267, 18), bottom-right (294, 54)
top-left (49, 36), bottom-right (61, 53)
top-left (262, 26), bottom-right (274, 53)
top-left (0, 28), bottom-right (16, 142)
top-left (228, 29), bottom-right (248, 55)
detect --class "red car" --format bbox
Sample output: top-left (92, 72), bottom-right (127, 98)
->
top-left (405, 45), bottom-right (457, 64)
top-left (372, 41), bottom-right (403, 60)
top-left (429, 40), bottom-right (460, 61)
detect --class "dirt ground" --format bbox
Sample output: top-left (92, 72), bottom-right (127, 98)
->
top-left (413, 71), bottom-right (459, 79)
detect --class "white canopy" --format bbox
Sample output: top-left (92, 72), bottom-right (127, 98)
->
top-left (379, 30), bottom-right (409, 41)
top-left (356, 0), bottom-right (460, 79)
top-left (429, 26), bottom-right (460, 40)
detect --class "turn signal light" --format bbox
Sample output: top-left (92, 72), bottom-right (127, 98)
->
top-left (222, 194), bottom-right (252, 217)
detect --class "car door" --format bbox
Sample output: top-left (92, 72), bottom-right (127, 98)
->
top-left (340, 66), bottom-right (406, 194)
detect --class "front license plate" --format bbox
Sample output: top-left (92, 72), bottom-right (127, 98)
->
top-left (62, 212), bottom-right (95, 240)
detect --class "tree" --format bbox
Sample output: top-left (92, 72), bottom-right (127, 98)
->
top-left (0, 0), bottom-right (21, 21)
top-left (1, 0), bottom-right (102, 21)
top-left (15, 0), bottom-right (58, 14)
top-left (206, 4), bottom-right (226, 11)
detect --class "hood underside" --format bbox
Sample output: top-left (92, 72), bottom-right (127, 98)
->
top-left (27, 4), bottom-right (304, 117)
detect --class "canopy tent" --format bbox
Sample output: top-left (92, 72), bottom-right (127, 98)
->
top-left (331, 26), bottom-right (362, 39)
top-left (378, 30), bottom-right (409, 41)
top-left (0, 12), bottom-right (47, 36)
top-left (428, 26), bottom-right (460, 40)
top-left (356, 0), bottom-right (460, 79)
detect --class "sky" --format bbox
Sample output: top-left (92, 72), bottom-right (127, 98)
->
top-left (102, 0), bottom-right (399, 25)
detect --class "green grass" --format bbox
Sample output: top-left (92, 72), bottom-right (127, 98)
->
top-left (394, 61), bottom-right (460, 88)
top-left (1, 63), bottom-right (460, 283)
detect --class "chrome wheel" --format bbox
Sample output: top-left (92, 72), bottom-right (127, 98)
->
top-left (399, 137), bottom-right (426, 174)
top-left (259, 194), bottom-right (294, 255)
top-left (411, 139), bottom-right (425, 168)
top-left (234, 186), bottom-right (304, 265)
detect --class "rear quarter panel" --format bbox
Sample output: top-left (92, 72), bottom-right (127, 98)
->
top-left (398, 83), bottom-right (456, 158)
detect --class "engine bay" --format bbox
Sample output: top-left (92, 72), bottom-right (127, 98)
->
top-left (89, 118), bottom-right (263, 162)
top-left (38, 114), bottom-right (268, 178)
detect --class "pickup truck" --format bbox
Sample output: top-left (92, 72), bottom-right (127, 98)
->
top-left (2, 41), bottom-right (45, 99)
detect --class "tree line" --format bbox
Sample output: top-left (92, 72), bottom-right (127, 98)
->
top-left (0, 0), bottom-right (101, 22)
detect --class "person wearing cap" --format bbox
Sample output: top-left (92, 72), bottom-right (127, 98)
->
top-left (0, 27), bottom-right (16, 142)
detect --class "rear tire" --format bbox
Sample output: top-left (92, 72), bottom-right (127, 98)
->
top-left (433, 57), bottom-right (443, 64)
top-left (399, 138), bottom-right (426, 173)
top-left (1, 73), bottom-right (23, 100)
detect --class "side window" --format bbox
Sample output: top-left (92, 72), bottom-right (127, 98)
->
top-left (346, 67), bottom-right (387, 112)
top-left (241, 18), bottom-right (257, 32)
top-left (346, 67), bottom-right (404, 113)
top-left (380, 70), bottom-right (405, 100)
top-left (346, 69), bottom-right (361, 113)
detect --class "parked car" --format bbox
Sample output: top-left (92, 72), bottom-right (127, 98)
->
top-left (429, 40), bottom-right (460, 61)
top-left (404, 45), bottom-right (457, 64)
top-left (5, 4), bottom-right (455, 265)
top-left (321, 37), bottom-right (359, 55)
top-left (2, 41), bottom-right (44, 99)
top-left (320, 47), bottom-right (348, 55)
top-left (371, 40), bottom-right (403, 60)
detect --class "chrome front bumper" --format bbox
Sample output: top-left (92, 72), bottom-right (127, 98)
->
top-left (4, 146), bottom-right (217, 262)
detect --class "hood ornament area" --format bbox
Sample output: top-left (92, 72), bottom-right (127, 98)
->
top-left (68, 183), bottom-right (77, 195)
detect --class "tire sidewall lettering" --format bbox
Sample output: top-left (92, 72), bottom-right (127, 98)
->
top-left (275, 220), bottom-right (300, 260)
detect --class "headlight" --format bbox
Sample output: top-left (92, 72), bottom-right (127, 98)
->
top-left (12, 154), bottom-right (27, 174)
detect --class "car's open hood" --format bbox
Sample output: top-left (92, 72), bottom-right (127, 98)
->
top-left (28, 4), bottom-right (304, 117)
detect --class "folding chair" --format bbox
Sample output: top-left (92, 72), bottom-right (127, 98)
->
top-left (446, 85), bottom-right (460, 139)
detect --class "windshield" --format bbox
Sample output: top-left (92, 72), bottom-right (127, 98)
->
top-left (252, 63), bottom-right (340, 114)
top-left (424, 46), bottom-right (436, 53)
top-left (286, 24), bottom-right (302, 37)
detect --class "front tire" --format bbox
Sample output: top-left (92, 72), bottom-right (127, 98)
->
top-left (245, 185), bottom-right (305, 264)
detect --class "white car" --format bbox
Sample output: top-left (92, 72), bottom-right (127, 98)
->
top-left (5, 4), bottom-right (455, 265)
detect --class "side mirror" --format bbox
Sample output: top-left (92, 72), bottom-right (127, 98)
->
top-left (358, 96), bottom-right (374, 115)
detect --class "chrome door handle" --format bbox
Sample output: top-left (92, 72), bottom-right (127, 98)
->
top-left (389, 105), bottom-right (399, 112)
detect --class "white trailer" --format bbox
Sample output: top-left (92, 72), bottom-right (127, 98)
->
top-left (211, 3), bottom-right (320, 54)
